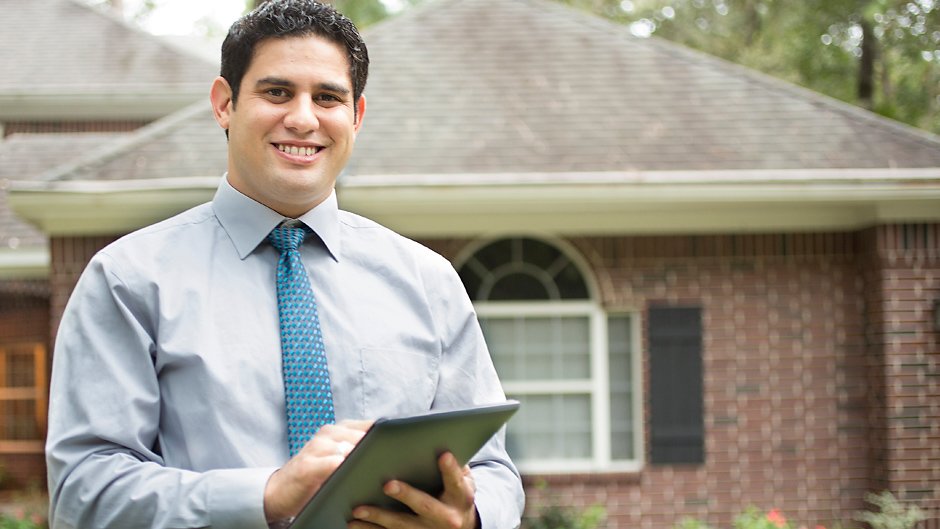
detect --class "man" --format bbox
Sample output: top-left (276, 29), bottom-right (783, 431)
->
top-left (44, 2), bottom-right (524, 528)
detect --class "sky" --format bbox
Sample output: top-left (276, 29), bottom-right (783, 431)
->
top-left (119, 0), bottom-right (405, 35)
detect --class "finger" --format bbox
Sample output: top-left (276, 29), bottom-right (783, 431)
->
top-left (438, 453), bottom-right (475, 508)
top-left (337, 419), bottom-right (374, 431)
top-left (351, 501), bottom-right (418, 529)
top-left (347, 517), bottom-right (385, 529)
top-left (383, 480), bottom-right (442, 520)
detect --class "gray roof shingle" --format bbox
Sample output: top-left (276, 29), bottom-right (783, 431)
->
top-left (0, 133), bottom-right (120, 249)
top-left (31, 0), bottom-right (940, 183)
top-left (0, 0), bottom-right (216, 94)
top-left (349, 0), bottom-right (940, 173)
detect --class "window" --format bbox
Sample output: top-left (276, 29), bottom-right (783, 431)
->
top-left (458, 237), bottom-right (642, 473)
top-left (0, 342), bottom-right (48, 453)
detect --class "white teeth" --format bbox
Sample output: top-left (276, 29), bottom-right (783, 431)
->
top-left (277, 144), bottom-right (318, 156)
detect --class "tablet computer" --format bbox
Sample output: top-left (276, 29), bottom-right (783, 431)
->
top-left (288, 400), bottom-right (520, 529)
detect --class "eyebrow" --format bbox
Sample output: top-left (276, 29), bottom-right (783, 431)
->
top-left (255, 77), bottom-right (351, 95)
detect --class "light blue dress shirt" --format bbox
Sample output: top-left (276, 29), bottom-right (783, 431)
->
top-left (45, 177), bottom-right (524, 529)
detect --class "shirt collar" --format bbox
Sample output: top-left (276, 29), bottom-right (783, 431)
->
top-left (212, 175), bottom-right (341, 261)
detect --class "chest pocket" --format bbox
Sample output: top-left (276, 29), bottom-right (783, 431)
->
top-left (359, 347), bottom-right (438, 418)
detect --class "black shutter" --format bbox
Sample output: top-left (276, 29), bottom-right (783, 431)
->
top-left (648, 306), bottom-right (704, 465)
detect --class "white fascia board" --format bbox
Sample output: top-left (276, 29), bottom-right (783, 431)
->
top-left (8, 169), bottom-right (940, 237)
top-left (0, 88), bottom-right (206, 120)
top-left (0, 247), bottom-right (49, 279)
top-left (9, 177), bottom-right (219, 236)
top-left (339, 168), bottom-right (940, 236)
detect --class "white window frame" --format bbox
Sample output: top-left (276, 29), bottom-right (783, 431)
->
top-left (459, 237), bottom-right (644, 474)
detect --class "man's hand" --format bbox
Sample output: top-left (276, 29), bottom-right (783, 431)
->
top-left (348, 452), bottom-right (478, 529)
top-left (264, 420), bottom-right (372, 523)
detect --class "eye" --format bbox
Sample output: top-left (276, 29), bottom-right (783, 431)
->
top-left (315, 93), bottom-right (343, 106)
top-left (265, 88), bottom-right (291, 99)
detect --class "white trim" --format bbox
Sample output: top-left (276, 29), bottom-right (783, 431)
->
top-left (9, 169), bottom-right (940, 236)
top-left (0, 90), bottom-right (206, 120)
top-left (592, 307), bottom-right (611, 469)
top-left (631, 313), bottom-right (645, 470)
top-left (0, 248), bottom-right (49, 279)
top-left (343, 167), bottom-right (940, 186)
top-left (516, 459), bottom-right (645, 475)
top-left (501, 380), bottom-right (593, 394)
top-left (465, 237), bottom-right (645, 474)
top-left (474, 301), bottom-right (596, 316)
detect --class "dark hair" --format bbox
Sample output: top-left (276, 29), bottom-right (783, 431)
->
top-left (221, 0), bottom-right (369, 108)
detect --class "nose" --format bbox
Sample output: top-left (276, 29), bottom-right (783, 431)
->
top-left (283, 97), bottom-right (319, 134)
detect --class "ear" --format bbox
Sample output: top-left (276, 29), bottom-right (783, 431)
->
top-left (210, 76), bottom-right (234, 130)
top-left (353, 95), bottom-right (367, 135)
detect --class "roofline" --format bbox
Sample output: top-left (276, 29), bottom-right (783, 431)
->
top-left (9, 169), bottom-right (940, 237)
top-left (0, 247), bottom-right (49, 279)
top-left (0, 91), bottom-right (207, 121)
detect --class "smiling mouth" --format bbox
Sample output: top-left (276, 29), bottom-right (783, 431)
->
top-left (273, 143), bottom-right (323, 156)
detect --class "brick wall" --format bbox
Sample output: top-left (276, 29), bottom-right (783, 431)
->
top-left (860, 225), bottom-right (940, 507)
top-left (40, 227), bottom-right (938, 527)
top-left (0, 281), bottom-right (50, 488)
top-left (428, 232), bottom-right (907, 528)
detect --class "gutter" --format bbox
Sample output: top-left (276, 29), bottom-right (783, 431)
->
top-left (9, 169), bottom-right (940, 237)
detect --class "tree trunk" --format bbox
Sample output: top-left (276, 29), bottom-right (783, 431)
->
top-left (858, 18), bottom-right (875, 109)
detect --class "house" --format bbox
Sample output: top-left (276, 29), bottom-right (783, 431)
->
top-left (5, 0), bottom-right (940, 526)
top-left (0, 0), bottom-right (216, 486)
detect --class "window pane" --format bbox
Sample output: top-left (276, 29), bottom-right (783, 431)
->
top-left (457, 237), bottom-right (589, 301)
top-left (481, 316), bottom-right (590, 380)
top-left (555, 262), bottom-right (588, 299)
top-left (505, 394), bottom-right (592, 460)
top-left (488, 273), bottom-right (550, 301)
top-left (458, 266), bottom-right (483, 300)
top-left (0, 400), bottom-right (38, 440)
top-left (472, 239), bottom-right (512, 271)
top-left (608, 314), bottom-right (634, 460)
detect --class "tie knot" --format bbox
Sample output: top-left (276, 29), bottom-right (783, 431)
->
top-left (268, 225), bottom-right (308, 254)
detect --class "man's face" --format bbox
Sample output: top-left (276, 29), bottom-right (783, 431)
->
top-left (210, 34), bottom-right (365, 218)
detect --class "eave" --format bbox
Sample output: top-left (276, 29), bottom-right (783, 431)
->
top-left (0, 88), bottom-right (206, 121)
top-left (9, 169), bottom-right (940, 239)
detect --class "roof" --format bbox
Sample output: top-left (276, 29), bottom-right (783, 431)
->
top-left (0, 133), bottom-right (120, 248)
top-left (349, 0), bottom-right (940, 174)
top-left (8, 0), bottom-right (940, 241)
top-left (0, 0), bottom-right (216, 120)
top-left (26, 0), bottom-right (940, 182)
top-left (0, 133), bottom-right (120, 277)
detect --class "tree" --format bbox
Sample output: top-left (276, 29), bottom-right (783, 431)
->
top-left (251, 0), bottom-right (425, 28)
top-left (558, 0), bottom-right (940, 134)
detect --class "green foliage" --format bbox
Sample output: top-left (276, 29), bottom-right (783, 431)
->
top-left (557, 0), bottom-right (940, 134)
top-left (523, 504), bottom-right (606, 529)
top-left (733, 507), bottom-right (790, 529)
top-left (854, 491), bottom-right (926, 529)
top-left (0, 513), bottom-right (46, 529)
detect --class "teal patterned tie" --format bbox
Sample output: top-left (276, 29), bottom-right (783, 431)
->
top-left (268, 224), bottom-right (335, 456)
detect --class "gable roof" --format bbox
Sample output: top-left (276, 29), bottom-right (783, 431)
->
top-left (348, 0), bottom-right (940, 174)
top-left (21, 0), bottom-right (940, 182)
top-left (9, 0), bottom-right (940, 239)
top-left (0, 0), bottom-right (216, 120)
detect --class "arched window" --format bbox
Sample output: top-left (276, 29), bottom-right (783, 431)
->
top-left (457, 237), bottom-right (641, 472)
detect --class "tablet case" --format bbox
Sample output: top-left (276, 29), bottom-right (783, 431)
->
top-left (288, 400), bottom-right (520, 529)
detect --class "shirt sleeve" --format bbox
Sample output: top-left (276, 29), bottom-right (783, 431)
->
top-left (45, 252), bottom-right (276, 529)
top-left (426, 255), bottom-right (525, 529)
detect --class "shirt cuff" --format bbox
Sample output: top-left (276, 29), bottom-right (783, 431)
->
top-left (208, 466), bottom-right (279, 529)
